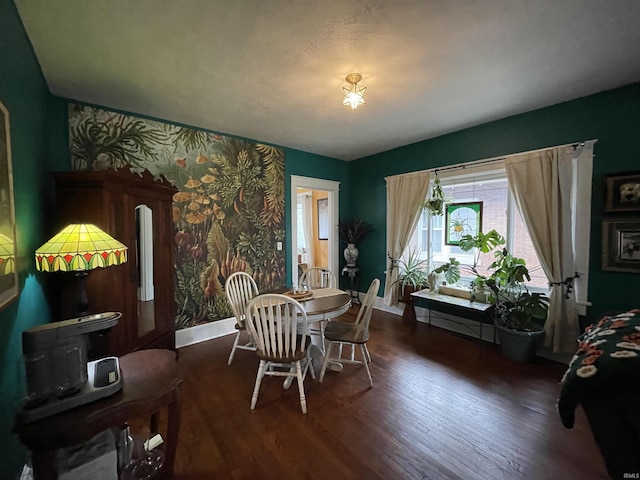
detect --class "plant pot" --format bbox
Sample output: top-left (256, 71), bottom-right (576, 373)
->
top-left (401, 284), bottom-right (422, 303)
top-left (495, 323), bottom-right (545, 363)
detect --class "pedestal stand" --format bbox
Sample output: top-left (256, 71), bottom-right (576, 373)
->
top-left (341, 266), bottom-right (361, 304)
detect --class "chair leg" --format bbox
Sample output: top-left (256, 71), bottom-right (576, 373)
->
top-left (360, 344), bottom-right (373, 388)
top-left (284, 364), bottom-right (296, 389)
top-left (246, 329), bottom-right (256, 349)
top-left (251, 360), bottom-right (267, 409)
top-left (320, 320), bottom-right (326, 352)
top-left (227, 330), bottom-right (241, 365)
top-left (296, 361), bottom-right (307, 414)
top-left (319, 342), bottom-right (333, 383)
top-left (363, 343), bottom-right (372, 364)
top-left (307, 351), bottom-right (316, 380)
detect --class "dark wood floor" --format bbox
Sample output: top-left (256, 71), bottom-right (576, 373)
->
top-left (158, 307), bottom-right (609, 479)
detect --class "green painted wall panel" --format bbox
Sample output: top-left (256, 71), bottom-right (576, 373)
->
top-left (0, 0), bottom-right (69, 477)
top-left (349, 83), bottom-right (640, 320)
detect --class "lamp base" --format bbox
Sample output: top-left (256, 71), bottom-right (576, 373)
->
top-left (75, 271), bottom-right (89, 315)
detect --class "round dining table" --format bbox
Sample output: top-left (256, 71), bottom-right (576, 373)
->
top-left (298, 290), bottom-right (352, 322)
top-left (274, 288), bottom-right (351, 380)
top-left (293, 288), bottom-right (352, 376)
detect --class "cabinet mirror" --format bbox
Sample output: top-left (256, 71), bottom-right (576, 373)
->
top-left (136, 204), bottom-right (155, 338)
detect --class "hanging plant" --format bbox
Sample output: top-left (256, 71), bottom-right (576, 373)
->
top-left (421, 174), bottom-right (446, 216)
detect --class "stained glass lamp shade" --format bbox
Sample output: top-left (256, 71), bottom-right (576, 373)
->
top-left (35, 224), bottom-right (128, 313)
top-left (0, 233), bottom-right (15, 275)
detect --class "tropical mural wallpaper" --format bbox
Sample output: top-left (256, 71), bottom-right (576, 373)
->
top-left (68, 104), bottom-right (286, 328)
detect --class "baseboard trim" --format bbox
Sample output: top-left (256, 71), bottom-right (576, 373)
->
top-left (175, 317), bottom-right (236, 348)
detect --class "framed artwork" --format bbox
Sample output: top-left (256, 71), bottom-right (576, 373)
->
top-left (604, 171), bottom-right (640, 213)
top-left (317, 198), bottom-right (329, 240)
top-left (445, 202), bottom-right (483, 246)
top-left (0, 100), bottom-right (18, 310)
top-left (602, 219), bottom-right (640, 273)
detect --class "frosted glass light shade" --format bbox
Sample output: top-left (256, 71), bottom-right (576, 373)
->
top-left (342, 73), bottom-right (366, 110)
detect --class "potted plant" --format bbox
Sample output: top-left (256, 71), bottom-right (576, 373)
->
top-left (484, 248), bottom-right (550, 362)
top-left (393, 249), bottom-right (429, 302)
top-left (432, 229), bottom-right (505, 294)
top-left (430, 228), bottom-right (549, 362)
top-left (338, 218), bottom-right (372, 267)
top-left (432, 257), bottom-right (461, 286)
top-left (420, 176), bottom-right (447, 216)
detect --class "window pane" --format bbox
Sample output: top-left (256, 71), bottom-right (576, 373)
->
top-left (511, 209), bottom-right (547, 288)
top-left (431, 177), bottom-right (508, 274)
top-left (402, 166), bottom-right (549, 293)
top-left (296, 201), bottom-right (307, 262)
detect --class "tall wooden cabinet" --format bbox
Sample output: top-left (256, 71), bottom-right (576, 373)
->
top-left (52, 169), bottom-right (177, 356)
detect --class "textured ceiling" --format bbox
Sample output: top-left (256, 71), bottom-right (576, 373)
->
top-left (15, 0), bottom-right (640, 161)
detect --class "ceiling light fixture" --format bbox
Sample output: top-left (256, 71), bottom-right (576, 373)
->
top-left (342, 73), bottom-right (366, 110)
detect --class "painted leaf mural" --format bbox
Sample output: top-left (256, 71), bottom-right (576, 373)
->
top-left (69, 105), bottom-right (286, 328)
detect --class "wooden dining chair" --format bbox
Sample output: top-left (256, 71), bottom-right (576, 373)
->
top-left (245, 294), bottom-right (314, 414)
top-left (299, 267), bottom-right (337, 289)
top-left (224, 272), bottom-right (259, 365)
top-left (299, 267), bottom-right (338, 345)
top-left (319, 278), bottom-right (380, 387)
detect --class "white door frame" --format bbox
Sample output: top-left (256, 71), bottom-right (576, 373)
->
top-left (290, 175), bottom-right (340, 287)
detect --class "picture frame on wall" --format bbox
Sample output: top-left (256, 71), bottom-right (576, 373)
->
top-left (602, 219), bottom-right (640, 273)
top-left (604, 171), bottom-right (640, 213)
top-left (445, 201), bottom-right (483, 246)
top-left (0, 100), bottom-right (19, 310)
top-left (317, 198), bottom-right (329, 240)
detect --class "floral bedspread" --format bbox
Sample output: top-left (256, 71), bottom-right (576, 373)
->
top-left (557, 309), bottom-right (640, 428)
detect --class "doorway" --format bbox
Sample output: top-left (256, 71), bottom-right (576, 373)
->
top-left (290, 176), bottom-right (340, 288)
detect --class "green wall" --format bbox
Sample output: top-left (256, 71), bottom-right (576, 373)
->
top-left (349, 82), bottom-right (640, 321)
top-left (0, 0), bottom-right (69, 477)
top-left (284, 148), bottom-right (351, 285)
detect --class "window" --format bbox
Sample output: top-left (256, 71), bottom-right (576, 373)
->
top-left (404, 165), bottom-right (547, 289)
top-left (296, 197), bottom-right (307, 262)
top-left (397, 143), bottom-right (594, 314)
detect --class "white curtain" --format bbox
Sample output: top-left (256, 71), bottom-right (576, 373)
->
top-left (301, 194), bottom-right (315, 268)
top-left (505, 146), bottom-right (582, 353)
top-left (383, 170), bottom-right (432, 305)
top-left (570, 144), bottom-right (594, 316)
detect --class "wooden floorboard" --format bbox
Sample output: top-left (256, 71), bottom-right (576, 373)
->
top-left (147, 306), bottom-right (609, 479)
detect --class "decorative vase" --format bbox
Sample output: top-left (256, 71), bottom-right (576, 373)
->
top-left (344, 243), bottom-right (359, 267)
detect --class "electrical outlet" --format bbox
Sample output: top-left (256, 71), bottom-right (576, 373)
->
top-left (276, 242), bottom-right (282, 250)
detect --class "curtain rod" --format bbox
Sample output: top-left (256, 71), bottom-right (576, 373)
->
top-left (431, 139), bottom-right (598, 175)
top-left (384, 139), bottom-right (597, 182)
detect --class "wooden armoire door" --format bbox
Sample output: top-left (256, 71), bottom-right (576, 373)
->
top-left (52, 169), bottom-right (177, 356)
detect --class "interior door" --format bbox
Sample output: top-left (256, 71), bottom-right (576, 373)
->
top-left (290, 176), bottom-right (340, 288)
